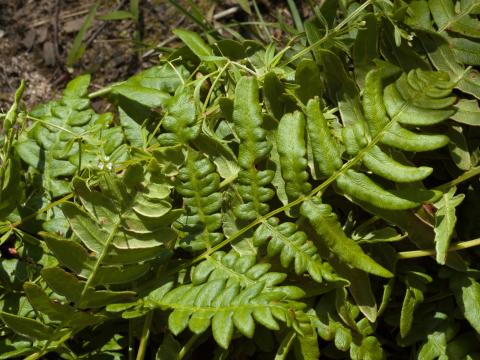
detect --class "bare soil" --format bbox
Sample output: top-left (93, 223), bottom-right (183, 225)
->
top-left (0, 0), bottom-right (294, 111)
top-left (0, 0), bottom-right (194, 110)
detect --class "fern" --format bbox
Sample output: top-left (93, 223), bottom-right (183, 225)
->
top-left (232, 77), bottom-right (274, 221)
top-left (2, 2), bottom-right (480, 359)
top-left (176, 152), bottom-right (223, 251)
top-left (0, 82), bottom-right (25, 221)
top-left (253, 217), bottom-right (336, 283)
top-left (15, 75), bottom-right (128, 198)
top-left (148, 279), bottom-right (305, 349)
top-left (276, 111), bottom-right (312, 202)
top-left (158, 88), bottom-right (200, 146)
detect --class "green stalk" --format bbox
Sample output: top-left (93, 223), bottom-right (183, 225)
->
top-left (398, 238), bottom-right (480, 259)
top-left (435, 165), bottom-right (480, 192)
top-left (79, 222), bottom-right (120, 302)
top-left (178, 334), bottom-right (200, 360)
top-left (129, 320), bottom-right (135, 360)
top-left (136, 312), bottom-right (153, 360)
top-left (282, 0), bottom-right (373, 66)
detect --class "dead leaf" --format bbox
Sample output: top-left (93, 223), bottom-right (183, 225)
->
top-left (64, 18), bottom-right (85, 33)
top-left (43, 41), bottom-right (56, 66)
top-left (22, 29), bottom-right (36, 49)
top-left (36, 26), bottom-right (48, 43)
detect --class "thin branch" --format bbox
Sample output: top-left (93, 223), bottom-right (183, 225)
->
top-left (398, 238), bottom-right (480, 260)
top-left (136, 312), bottom-right (153, 360)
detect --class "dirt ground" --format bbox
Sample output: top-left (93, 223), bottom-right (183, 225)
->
top-left (0, 0), bottom-right (299, 112)
top-left (0, 0), bottom-right (273, 111)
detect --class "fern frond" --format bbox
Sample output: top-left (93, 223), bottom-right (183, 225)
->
top-left (306, 98), bottom-right (343, 178)
top-left (233, 77), bottom-right (274, 221)
top-left (38, 166), bottom-right (178, 322)
top-left (277, 111), bottom-right (311, 202)
top-left (23, 282), bottom-right (104, 326)
top-left (253, 217), bottom-right (337, 283)
top-left (301, 198), bottom-right (393, 278)
top-left (313, 291), bottom-right (385, 359)
top-left (190, 249), bottom-right (289, 291)
top-left (326, 65), bottom-right (453, 210)
top-left (108, 63), bottom-right (190, 107)
top-left (0, 82), bottom-right (25, 219)
top-left (150, 279), bottom-right (305, 349)
top-left (15, 75), bottom-right (128, 197)
top-left (176, 153), bottom-right (223, 251)
top-left (158, 88), bottom-right (200, 145)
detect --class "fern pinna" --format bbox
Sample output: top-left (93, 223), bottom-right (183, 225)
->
top-left (2, 1), bottom-right (480, 359)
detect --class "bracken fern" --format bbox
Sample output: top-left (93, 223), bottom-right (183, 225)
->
top-left (1, 1), bottom-right (480, 359)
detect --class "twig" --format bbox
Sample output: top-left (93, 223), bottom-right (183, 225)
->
top-left (31, 7), bottom-right (93, 27)
top-left (213, 6), bottom-right (239, 21)
top-left (397, 238), bottom-right (480, 260)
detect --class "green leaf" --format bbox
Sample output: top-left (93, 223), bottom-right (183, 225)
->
top-left (42, 267), bottom-right (135, 309)
top-left (295, 59), bottom-right (323, 103)
top-left (275, 331), bottom-right (296, 360)
top-left (61, 202), bottom-right (106, 254)
top-left (420, 31), bottom-right (480, 99)
top-left (277, 111), bottom-right (311, 202)
top-left (448, 125), bottom-right (471, 170)
top-left (66, 1), bottom-right (99, 67)
top-left (350, 336), bottom-right (384, 360)
top-left (450, 273), bottom-right (480, 333)
top-left (306, 98), bottom-right (342, 178)
top-left (451, 37), bottom-right (480, 65)
top-left (232, 76), bottom-right (274, 221)
top-left (451, 99), bottom-right (480, 126)
top-left (0, 312), bottom-right (57, 340)
top-left (434, 187), bottom-right (465, 264)
top-left (428, 0), bottom-right (480, 38)
top-left (293, 311), bottom-right (320, 360)
top-left (156, 334), bottom-right (181, 360)
top-left (400, 272), bottom-right (432, 338)
top-left (321, 50), bottom-right (363, 126)
top-left (4, 80), bottom-right (24, 132)
top-left (353, 13), bottom-right (379, 89)
top-left (98, 10), bottom-right (133, 21)
top-left (301, 198), bottom-right (393, 278)
top-left (24, 282), bottom-right (102, 328)
top-left (336, 169), bottom-right (426, 210)
top-left (235, 0), bottom-right (252, 14)
top-left (173, 29), bottom-right (214, 60)
top-left (253, 218), bottom-right (338, 283)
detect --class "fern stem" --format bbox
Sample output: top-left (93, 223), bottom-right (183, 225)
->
top-left (1, 193), bottom-right (74, 233)
top-left (435, 165), bottom-right (480, 192)
top-left (283, 0), bottom-right (373, 66)
top-left (397, 237), bottom-right (480, 259)
top-left (275, 330), bottom-right (296, 360)
top-left (136, 311), bottom-right (153, 360)
top-left (129, 320), bottom-right (135, 360)
top-left (79, 221), bottom-right (120, 303)
top-left (26, 115), bottom-right (78, 136)
top-left (178, 333), bottom-right (201, 360)
top-left (437, 2), bottom-right (479, 32)
top-left (201, 61), bottom-right (230, 114)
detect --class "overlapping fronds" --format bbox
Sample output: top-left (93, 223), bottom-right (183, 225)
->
top-left (2, 1), bottom-right (480, 359)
